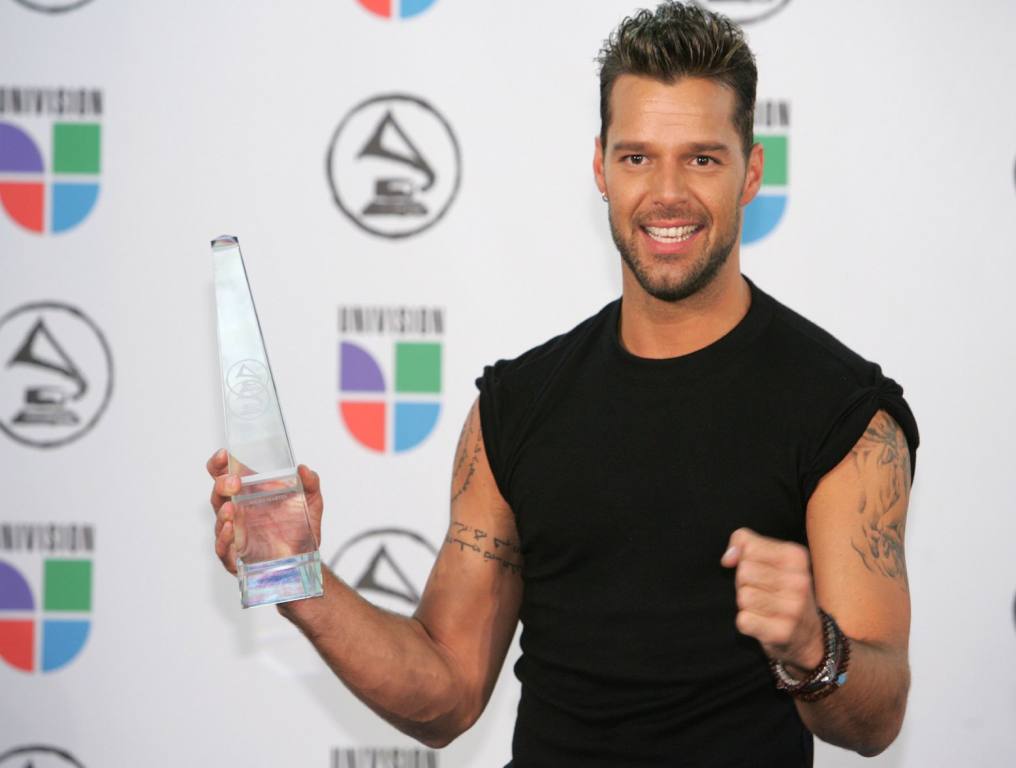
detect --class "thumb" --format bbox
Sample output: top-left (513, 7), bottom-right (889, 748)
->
top-left (721, 527), bottom-right (754, 568)
top-left (720, 542), bottom-right (741, 568)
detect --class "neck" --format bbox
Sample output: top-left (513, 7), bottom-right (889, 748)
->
top-left (618, 263), bottom-right (751, 359)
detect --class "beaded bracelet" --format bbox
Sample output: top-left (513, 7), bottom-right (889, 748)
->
top-left (769, 608), bottom-right (851, 702)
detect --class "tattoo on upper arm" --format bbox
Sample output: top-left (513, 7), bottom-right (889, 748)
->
top-left (445, 519), bottom-right (522, 576)
top-left (849, 411), bottom-right (911, 587)
top-left (451, 403), bottom-right (483, 503)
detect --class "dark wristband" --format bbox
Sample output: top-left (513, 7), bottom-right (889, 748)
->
top-left (769, 608), bottom-right (851, 702)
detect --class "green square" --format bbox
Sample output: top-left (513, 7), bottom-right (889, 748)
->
top-left (53, 123), bottom-right (101, 174)
top-left (44, 560), bottom-right (92, 612)
top-left (758, 135), bottom-right (787, 186)
top-left (395, 342), bottom-right (441, 394)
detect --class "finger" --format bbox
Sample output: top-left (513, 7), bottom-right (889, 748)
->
top-left (214, 522), bottom-right (229, 560)
top-left (738, 532), bottom-right (809, 570)
top-left (734, 559), bottom-right (794, 592)
top-left (722, 527), bottom-right (764, 566)
top-left (214, 501), bottom-right (234, 538)
top-left (206, 448), bottom-right (228, 477)
top-left (736, 585), bottom-right (800, 618)
top-left (735, 610), bottom-right (795, 647)
top-left (215, 521), bottom-right (237, 574)
top-left (212, 473), bottom-right (241, 501)
top-left (727, 527), bottom-right (760, 549)
top-left (210, 487), bottom-right (225, 514)
top-left (720, 543), bottom-right (740, 568)
top-left (298, 464), bottom-right (320, 494)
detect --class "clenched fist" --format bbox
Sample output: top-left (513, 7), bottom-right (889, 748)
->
top-left (720, 527), bottom-right (824, 674)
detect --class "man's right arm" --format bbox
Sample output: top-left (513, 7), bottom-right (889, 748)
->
top-left (208, 397), bottom-right (521, 748)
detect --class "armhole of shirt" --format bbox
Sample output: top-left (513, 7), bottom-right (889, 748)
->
top-left (476, 369), bottom-right (513, 506)
top-left (800, 380), bottom-right (919, 505)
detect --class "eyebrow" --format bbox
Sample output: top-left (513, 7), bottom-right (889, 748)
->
top-left (611, 141), bottom-right (650, 153)
top-left (610, 141), bottom-right (733, 154)
top-left (687, 142), bottom-right (733, 154)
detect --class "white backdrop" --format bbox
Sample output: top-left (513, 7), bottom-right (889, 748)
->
top-left (1, 1), bottom-right (1015, 766)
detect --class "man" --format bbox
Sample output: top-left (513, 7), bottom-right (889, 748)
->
top-left (208, 3), bottom-right (918, 765)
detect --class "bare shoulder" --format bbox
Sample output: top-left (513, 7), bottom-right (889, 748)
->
top-left (846, 411), bottom-right (911, 582)
top-left (444, 397), bottom-right (520, 576)
top-left (806, 409), bottom-right (911, 644)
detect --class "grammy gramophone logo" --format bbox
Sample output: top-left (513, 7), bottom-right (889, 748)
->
top-left (11, 0), bottom-right (95, 13)
top-left (330, 528), bottom-right (438, 615)
top-left (0, 745), bottom-right (86, 767)
top-left (0, 302), bottom-right (113, 448)
top-left (326, 93), bottom-right (462, 239)
top-left (692, 0), bottom-right (791, 25)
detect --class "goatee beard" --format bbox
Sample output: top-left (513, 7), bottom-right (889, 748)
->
top-left (609, 208), bottom-right (740, 303)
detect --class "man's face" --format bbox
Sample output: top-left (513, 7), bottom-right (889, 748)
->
top-left (594, 75), bottom-right (763, 303)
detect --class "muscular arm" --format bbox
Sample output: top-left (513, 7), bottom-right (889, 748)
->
top-left (796, 410), bottom-right (912, 755)
top-left (723, 409), bottom-right (912, 756)
top-left (273, 399), bottom-right (521, 747)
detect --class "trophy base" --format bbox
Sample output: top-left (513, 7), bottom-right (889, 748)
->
top-left (238, 550), bottom-right (323, 608)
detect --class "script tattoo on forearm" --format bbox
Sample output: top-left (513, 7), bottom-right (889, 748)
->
top-left (446, 520), bottom-right (522, 576)
top-left (451, 405), bottom-right (482, 503)
top-left (849, 411), bottom-right (911, 587)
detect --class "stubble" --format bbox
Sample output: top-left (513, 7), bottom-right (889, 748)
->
top-left (609, 206), bottom-right (741, 303)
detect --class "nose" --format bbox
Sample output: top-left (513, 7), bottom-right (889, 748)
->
top-left (650, 162), bottom-right (690, 208)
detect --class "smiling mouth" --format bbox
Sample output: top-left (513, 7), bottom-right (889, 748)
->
top-left (642, 224), bottom-right (702, 243)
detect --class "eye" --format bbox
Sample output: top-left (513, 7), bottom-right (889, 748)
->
top-left (624, 154), bottom-right (647, 166)
top-left (693, 155), bottom-right (716, 167)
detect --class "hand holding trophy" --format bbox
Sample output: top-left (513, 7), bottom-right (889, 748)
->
top-left (211, 236), bottom-right (323, 607)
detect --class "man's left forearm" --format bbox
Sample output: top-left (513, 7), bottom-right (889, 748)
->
top-left (794, 638), bottom-right (910, 757)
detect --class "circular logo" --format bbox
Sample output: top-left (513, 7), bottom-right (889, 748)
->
top-left (12, 0), bottom-right (94, 13)
top-left (0, 746), bottom-right (85, 768)
top-left (326, 93), bottom-right (461, 240)
top-left (0, 302), bottom-right (113, 449)
top-left (330, 528), bottom-right (437, 614)
top-left (692, 0), bottom-right (791, 24)
top-left (225, 359), bottom-right (271, 420)
top-left (356, 0), bottom-right (438, 20)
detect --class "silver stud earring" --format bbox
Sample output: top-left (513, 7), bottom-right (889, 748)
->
top-left (601, 193), bottom-right (608, 202)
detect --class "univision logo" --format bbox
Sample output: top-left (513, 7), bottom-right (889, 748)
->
top-left (743, 99), bottom-right (789, 245)
top-left (692, 0), bottom-right (791, 25)
top-left (338, 306), bottom-right (443, 453)
top-left (0, 87), bottom-right (102, 234)
top-left (356, 0), bottom-right (438, 20)
top-left (0, 523), bottom-right (94, 674)
top-left (332, 746), bottom-right (438, 768)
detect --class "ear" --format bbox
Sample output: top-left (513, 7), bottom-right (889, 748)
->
top-left (739, 141), bottom-right (764, 207)
top-left (593, 135), bottom-right (607, 197)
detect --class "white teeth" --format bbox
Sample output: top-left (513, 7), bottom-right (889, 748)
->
top-left (644, 225), bottom-right (699, 242)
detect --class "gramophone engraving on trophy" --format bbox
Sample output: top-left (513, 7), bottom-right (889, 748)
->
top-left (327, 93), bottom-right (462, 239)
top-left (225, 359), bottom-right (272, 420)
top-left (359, 111), bottom-right (433, 218)
top-left (0, 302), bottom-right (114, 448)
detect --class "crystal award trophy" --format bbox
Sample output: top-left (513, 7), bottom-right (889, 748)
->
top-left (212, 235), bottom-right (323, 608)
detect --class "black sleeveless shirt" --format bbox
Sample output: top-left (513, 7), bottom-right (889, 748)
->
top-left (476, 279), bottom-right (918, 767)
